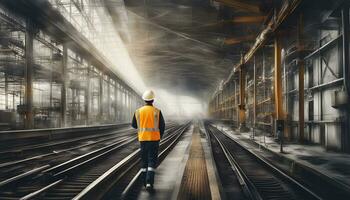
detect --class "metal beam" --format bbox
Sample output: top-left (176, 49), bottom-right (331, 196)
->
top-left (61, 44), bottom-right (67, 127)
top-left (274, 35), bottom-right (284, 120)
top-left (243, 0), bottom-right (302, 64)
top-left (238, 55), bottom-right (248, 132)
top-left (341, 6), bottom-right (350, 152)
top-left (234, 79), bottom-right (238, 126)
top-left (107, 77), bottom-right (111, 121)
top-left (124, 89), bottom-right (127, 121)
top-left (298, 14), bottom-right (305, 143)
top-left (218, 0), bottom-right (301, 97)
top-left (342, 7), bottom-right (350, 96)
top-left (239, 67), bottom-right (246, 127)
top-left (215, 0), bottom-right (261, 14)
top-left (71, 89), bottom-right (76, 122)
top-left (5, 73), bottom-right (8, 110)
top-left (195, 15), bottom-right (266, 28)
top-left (232, 16), bottom-right (266, 24)
top-left (128, 92), bottom-right (132, 120)
top-left (224, 34), bottom-right (256, 45)
top-left (99, 73), bottom-right (103, 121)
top-left (114, 82), bottom-right (118, 122)
top-left (253, 56), bottom-right (257, 136)
top-left (85, 65), bottom-right (91, 125)
top-left (49, 74), bottom-right (53, 119)
top-left (24, 20), bottom-right (34, 129)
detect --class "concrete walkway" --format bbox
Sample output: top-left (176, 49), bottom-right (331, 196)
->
top-left (136, 123), bottom-right (222, 200)
top-left (177, 126), bottom-right (211, 200)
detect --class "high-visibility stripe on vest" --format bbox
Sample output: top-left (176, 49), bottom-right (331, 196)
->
top-left (135, 105), bottom-right (160, 141)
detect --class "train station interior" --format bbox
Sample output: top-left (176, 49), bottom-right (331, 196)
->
top-left (0, 0), bottom-right (350, 199)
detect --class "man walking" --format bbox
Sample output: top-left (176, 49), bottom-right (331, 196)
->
top-left (131, 90), bottom-right (165, 191)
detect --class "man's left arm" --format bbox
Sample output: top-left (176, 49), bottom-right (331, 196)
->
top-left (159, 111), bottom-right (165, 138)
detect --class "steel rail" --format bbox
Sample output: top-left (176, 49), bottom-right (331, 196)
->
top-left (18, 136), bottom-right (136, 200)
top-left (1, 124), bottom-right (177, 171)
top-left (0, 123), bottom-right (177, 158)
top-left (15, 124), bottom-right (185, 200)
top-left (0, 126), bottom-right (133, 158)
top-left (207, 124), bottom-right (322, 200)
top-left (208, 126), bottom-right (261, 200)
top-left (0, 123), bottom-right (130, 142)
top-left (0, 134), bottom-right (134, 189)
top-left (42, 136), bottom-right (136, 176)
top-left (73, 122), bottom-right (190, 200)
top-left (0, 133), bottom-right (132, 169)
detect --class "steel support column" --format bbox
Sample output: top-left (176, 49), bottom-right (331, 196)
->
top-left (77, 90), bottom-right (81, 121)
top-left (99, 73), bottom-right (103, 121)
top-left (253, 56), bottom-right (257, 137)
top-left (49, 74), bottom-right (53, 119)
top-left (129, 93), bottom-right (132, 120)
top-left (61, 44), bottom-right (67, 127)
top-left (274, 35), bottom-right (286, 135)
top-left (341, 6), bottom-right (350, 152)
top-left (238, 60), bottom-right (248, 132)
top-left (5, 73), bottom-right (8, 110)
top-left (121, 88), bottom-right (124, 121)
top-left (12, 92), bottom-right (15, 111)
top-left (24, 20), bottom-right (34, 129)
top-left (107, 77), bottom-right (111, 121)
top-left (234, 79), bottom-right (239, 126)
top-left (85, 65), bottom-right (91, 125)
top-left (124, 89), bottom-right (127, 121)
top-left (120, 88), bottom-right (123, 121)
top-left (298, 14), bottom-right (305, 143)
top-left (114, 82), bottom-right (118, 122)
top-left (127, 91), bottom-right (131, 121)
top-left (71, 89), bottom-right (76, 122)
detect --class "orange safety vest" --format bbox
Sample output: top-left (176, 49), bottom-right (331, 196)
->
top-left (135, 105), bottom-right (161, 141)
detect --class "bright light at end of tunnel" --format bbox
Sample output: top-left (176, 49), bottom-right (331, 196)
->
top-left (152, 89), bottom-right (208, 119)
top-left (91, 12), bottom-right (206, 116)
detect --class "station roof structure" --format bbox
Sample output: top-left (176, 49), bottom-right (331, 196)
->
top-left (106, 0), bottom-right (274, 98)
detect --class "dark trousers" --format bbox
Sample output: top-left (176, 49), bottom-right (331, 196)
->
top-left (140, 141), bottom-right (159, 186)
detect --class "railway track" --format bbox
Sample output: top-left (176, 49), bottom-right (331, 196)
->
top-left (0, 125), bottom-right (133, 161)
top-left (0, 131), bottom-right (136, 189)
top-left (0, 123), bottom-right (176, 162)
top-left (0, 124), bottom-right (133, 158)
top-left (111, 122), bottom-right (191, 200)
top-left (205, 123), bottom-right (322, 200)
top-left (74, 122), bottom-right (190, 200)
top-left (0, 123), bottom-right (186, 199)
top-left (0, 134), bottom-right (136, 199)
top-left (0, 123), bottom-right (177, 188)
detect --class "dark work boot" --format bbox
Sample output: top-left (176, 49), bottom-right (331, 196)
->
top-left (146, 171), bottom-right (155, 186)
top-left (146, 183), bottom-right (153, 192)
top-left (141, 170), bottom-right (147, 187)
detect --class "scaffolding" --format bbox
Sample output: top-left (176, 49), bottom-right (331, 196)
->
top-left (0, 0), bottom-right (143, 130)
top-left (208, 0), bottom-right (349, 152)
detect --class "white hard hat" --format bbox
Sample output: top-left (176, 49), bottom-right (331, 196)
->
top-left (142, 90), bottom-right (155, 101)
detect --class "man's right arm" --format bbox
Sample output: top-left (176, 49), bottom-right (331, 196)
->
top-left (159, 111), bottom-right (165, 138)
top-left (131, 113), bottom-right (137, 129)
